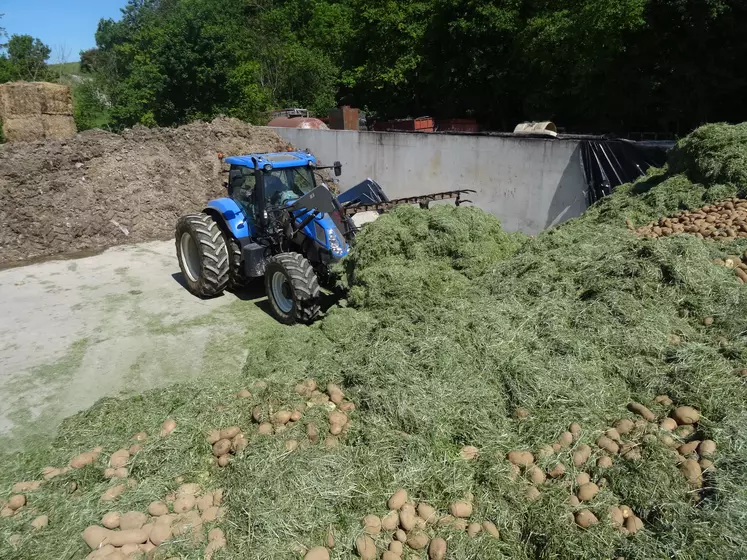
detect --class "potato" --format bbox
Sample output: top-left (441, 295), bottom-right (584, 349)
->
top-left (557, 431), bottom-right (573, 448)
top-left (625, 516), bottom-right (643, 535)
top-left (307, 423), bottom-right (320, 443)
top-left (614, 419), bottom-right (634, 435)
top-left (537, 445), bottom-right (555, 458)
top-left (507, 450), bottom-right (535, 467)
top-left (459, 445), bottom-right (479, 461)
top-left (577, 482), bottom-right (599, 502)
top-left (229, 433), bottom-right (247, 454)
top-left (655, 395), bottom-right (673, 407)
top-left (272, 411), bottom-right (292, 426)
top-left (310, 391), bottom-right (331, 405)
top-left (325, 435), bottom-right (340, 449)
top-left (31, 514), bottom-right (49, 530)
top-left (417, 503), bottom-right (437, 524)
top-left (212, 439), bottom-right (232, 457)
top-left (128, 444), bottom-right (143, 455)
top-left (217, 455), bottom-right (231, 467)
top-left (381, 510), bottom-right (399, 531)
top-left (395, 529), bottom-right (407, 542)
top-left (659, 418), bottom-right (677, 431)
top-left (527, 465), bottom-right (546, 485)
top-left (698, 440), bottom-right (716, 457)
top-left (71, 451), bottom-right (98, 469)
top-left (82, 525), bottom-right (111, 549)
top-left (597, 456), bottom-right (613, 468)
top-left (295, 379), bottom-right (317, 397)
top-left (407, 530), bottom-right (429, 550)
top-left (220, 426), bottom-right (242, 439)
top-left (526, 487), bottom-right (541, 501)
top-left (400, 504), bottom-right (417, 530)
top-left (699, 458), bottom-right (715, 471)
top-left (389, 540), bottom-right (403, 554)
top-left (478, 520), bottom-right (498, 538)
top-left (552, 443), bottom-right (562, 452)
top-left (149, 523), bottom-right (172, 546)
top-left (325, 526), bottom-right (335, 549)
top-left (251, 406), bottom-right (263, 423)
top-left (131, 432), bottom-right (148, 442)
top-left (101, 484), bottom-right (126, 502)
top-left (339, 401), bottom-right (356, 413)
top-left (680, 459), bottom-right (702, 486)
top-left (627, 402), bottom-right (656, 422)
top-left (605, 428), bottom-right (622, 442)
top-left (702, 316), bottom-right (714, 326)
top-left (450, 500), bottom-right (473, 518)
top-left (608, 507), bottom-right (624, 528)
top-left (326, 383), bottom-right (345, 404)
top-left (363, 514), bottom-right (381, 535)
top-left (569, 495), bottom-right (580, 506)
top-left (160, 419), bottom-right (177, 436)
top-left (381, 553), bottom-right (399, 560)
top-left (678, 440), bottom-right (701, 456)
top-left (290, 411), bottom-right (302, 422)
top-left (174, 495), bottom-right (196, 513)
top-left (388, 488), bottom-right (408, 510)
top-left (12, 481), bottom-right (41, 493)
top-left (7, 494), bottom-right (26, 510)
top-left (304, 547), bottom-right (330, 560)
top-left (101, 511), bottom-right (121, 529)
top-left (549, 463), bottom-right (566, 478)
top-left (676, 425), bottom-right (695, 438)
top-left (596, 436), bottom-right (619, 454)
top-left (356, 535), bottom-right (376, 560)
top-left (328, 410), bottom-right (348, 428)
top-left (575, 509), bottom-right (598, 528)
top-left (109, 449), bottom-right (130, 468)
top-left (514, 407), bottom-right (530, 419)
top-left (575, 473), bottom-right (590, 485)
top-left (569, 423), bottom-right (582, 437)
top-left (120, 511), bottom-right (147, 530)
top-left (572, 445), bottom-right (592, 467)
top-left (672, 406), bottom-right (700, 425)
top-left (206, 430), bottom-right (221, 444)
top-left (467, 522), bottom-right (482, 537)
top-left (146, 501), bottom-right (167, 517)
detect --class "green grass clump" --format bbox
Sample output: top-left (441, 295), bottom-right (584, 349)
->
top-left (2, 124), bottom-right (747, 559)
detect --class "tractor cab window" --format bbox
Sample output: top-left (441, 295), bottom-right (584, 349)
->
top-left (229, 165), bottom-right (256, 217)
top-left (264, 167), bottom-right (316, 207)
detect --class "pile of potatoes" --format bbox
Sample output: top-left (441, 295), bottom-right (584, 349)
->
top-left (82, 483), bottom-right (226, 559)
top-left (504, 399), bottom-right (713, 535)
top-left (204, 380), bottom-right (355, 467)
top-left (633, 197), bottom-right (747, 240)
top-left (309, 489), bottom-right (499, 560)
top-left (711, 252), bottom-right (747, 284)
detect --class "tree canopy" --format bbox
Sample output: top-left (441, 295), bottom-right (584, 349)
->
top-left (11, 0), bottom-right (744, 134)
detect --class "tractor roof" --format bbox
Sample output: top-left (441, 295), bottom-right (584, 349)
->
top-left (224, 151), bottom-right (317, 169)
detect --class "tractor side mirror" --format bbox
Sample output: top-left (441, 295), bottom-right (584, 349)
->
top-left (333, 161), bottom-right (342, 177)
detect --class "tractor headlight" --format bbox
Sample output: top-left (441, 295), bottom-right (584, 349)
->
top-left (327, 228), bottom-right (346, 257)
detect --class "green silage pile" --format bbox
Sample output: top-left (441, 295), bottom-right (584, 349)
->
top-left (2, 123), bottom-right (747, 560)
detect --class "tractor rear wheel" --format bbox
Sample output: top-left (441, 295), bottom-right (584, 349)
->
top-left (264, 253), bottom-right (321, 325)
top-left (175, 213), bottom-right (230, 298)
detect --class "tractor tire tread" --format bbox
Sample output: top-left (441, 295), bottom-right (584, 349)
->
top-left (175, 213), bottom-right (230, 298)
top-left (265, 252), bottom-right (320, 324)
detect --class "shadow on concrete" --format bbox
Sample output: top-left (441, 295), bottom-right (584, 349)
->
top-left (544, 144), bottom-right (590, 230)
top-left (251, 289), bottom-right (345, 323)
top-left (171, 272), bottom-right (188, 290)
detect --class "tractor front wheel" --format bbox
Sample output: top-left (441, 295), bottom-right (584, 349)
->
top-left (175, 213), bottom-right (230, 298)
top-left (264, 253), bottom-right (321, 325)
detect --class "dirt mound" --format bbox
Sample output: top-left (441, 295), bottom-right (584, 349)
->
top-left (0, 118), bottom-right (289, 264)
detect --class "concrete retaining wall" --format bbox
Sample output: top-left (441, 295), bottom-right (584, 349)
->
top-left (268, 127), bottom-right (588, 234)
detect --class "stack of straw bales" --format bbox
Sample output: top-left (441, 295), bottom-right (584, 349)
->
top-left (0, 81), bottom-right (77, 143)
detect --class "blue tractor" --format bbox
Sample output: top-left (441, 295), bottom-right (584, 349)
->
top-left (175, 151), bottom-right (474, 324)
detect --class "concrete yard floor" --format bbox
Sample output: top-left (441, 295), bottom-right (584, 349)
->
top-left (0, 240), bottom-right (276, 449)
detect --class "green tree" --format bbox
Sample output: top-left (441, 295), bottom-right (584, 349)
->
top-left (7, 34), bottom-right (51, 81)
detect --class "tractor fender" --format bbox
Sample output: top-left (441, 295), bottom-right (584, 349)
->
top-left (204, 198), bottom-right (253, 239)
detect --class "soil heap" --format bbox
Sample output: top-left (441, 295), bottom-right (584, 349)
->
top-left (0, 117), bottom-right (289, 265)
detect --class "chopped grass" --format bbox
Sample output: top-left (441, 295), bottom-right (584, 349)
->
top-left (2, 124), bottom-right (747, 559)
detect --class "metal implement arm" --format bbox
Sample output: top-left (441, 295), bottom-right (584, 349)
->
top-left (341, 189), bottom-right (476, 216)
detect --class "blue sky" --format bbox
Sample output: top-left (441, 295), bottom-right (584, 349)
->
top-left (1, 0), bottom-right (126, 62)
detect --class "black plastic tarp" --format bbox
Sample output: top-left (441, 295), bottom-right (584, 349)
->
top-left (581, 139), bottom-right (672, 204)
